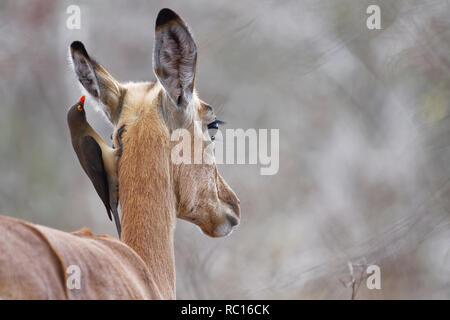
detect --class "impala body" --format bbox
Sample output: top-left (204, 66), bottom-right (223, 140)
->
top-left (0, 8), bottom-right (240, 299)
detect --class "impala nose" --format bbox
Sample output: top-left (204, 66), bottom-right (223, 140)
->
top-left (227, 214), bottom-right (239, 227)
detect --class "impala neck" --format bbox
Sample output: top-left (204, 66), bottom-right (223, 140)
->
top-left (118, 113), bottom-right (176, 299)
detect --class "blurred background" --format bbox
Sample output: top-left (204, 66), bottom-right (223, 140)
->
top-left (0, 0), bottom-right (449, 299)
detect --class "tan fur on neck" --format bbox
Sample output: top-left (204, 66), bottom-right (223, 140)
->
top-left (117, 81), bottom-right (177, 299)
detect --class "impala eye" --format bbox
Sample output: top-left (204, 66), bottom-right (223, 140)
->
top-left (207, 119), bottom-right (225, 140)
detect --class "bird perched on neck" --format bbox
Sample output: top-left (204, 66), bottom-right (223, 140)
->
top-left (67, 96), bottom-right (124, 238)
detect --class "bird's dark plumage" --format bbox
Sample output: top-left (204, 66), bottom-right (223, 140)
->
top-left (79, 136), bottom-right (112, 221)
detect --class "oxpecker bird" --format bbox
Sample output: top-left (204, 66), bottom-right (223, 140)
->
top-left (67, 96), bottom-right (124, 238)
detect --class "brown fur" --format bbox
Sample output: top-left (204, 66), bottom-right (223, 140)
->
top-left (0, 216), bottom-right (160, 299)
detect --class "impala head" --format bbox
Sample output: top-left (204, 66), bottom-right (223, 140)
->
top-left (69, 8), bottom-right (240, 237)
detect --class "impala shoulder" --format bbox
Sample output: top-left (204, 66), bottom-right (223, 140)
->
top-left (0, 216), bottom-right (69, 299)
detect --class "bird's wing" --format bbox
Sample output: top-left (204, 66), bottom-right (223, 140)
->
top-left (79, 136), bottom-right (112, 221)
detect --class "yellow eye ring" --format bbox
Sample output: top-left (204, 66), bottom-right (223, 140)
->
top-left (77, 105), bottom-right (83, 111)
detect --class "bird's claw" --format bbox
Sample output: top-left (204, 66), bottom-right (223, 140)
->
top-left (116, 125), bottom-right (126, 157)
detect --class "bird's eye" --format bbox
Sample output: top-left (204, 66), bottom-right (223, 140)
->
top-left (77, 105), bottom-right (83, 111)
top-left (207, 119), bottom-right (225, 140)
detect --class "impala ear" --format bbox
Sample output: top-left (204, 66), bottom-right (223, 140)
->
top-left (69, 41), bottom-right (124, 124)
top-left (153, 8), bottom-right (197, 109)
